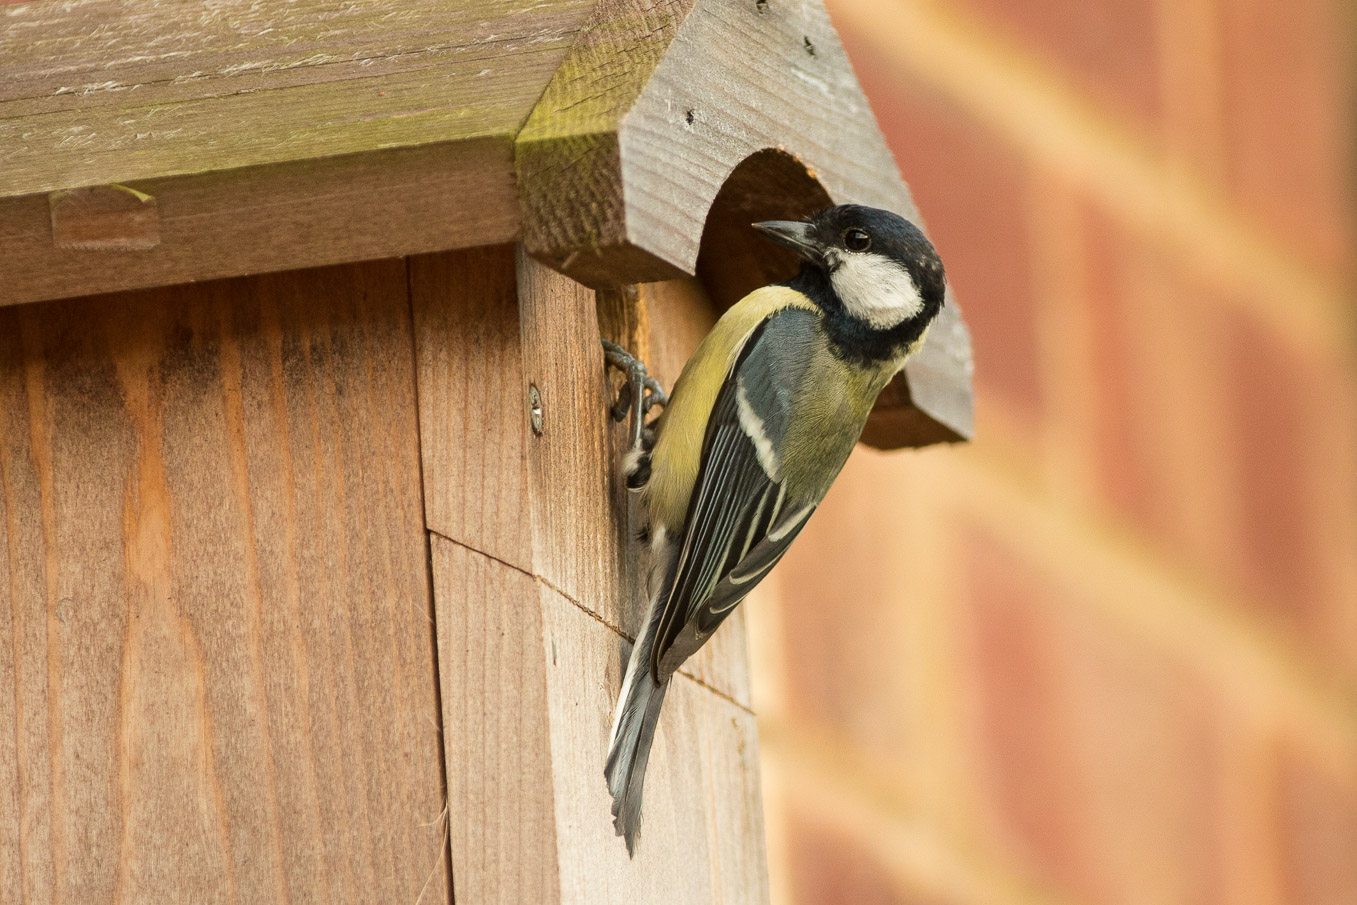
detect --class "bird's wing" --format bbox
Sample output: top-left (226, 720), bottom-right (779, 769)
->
top-left (650, 307), bottom-right (820, 681)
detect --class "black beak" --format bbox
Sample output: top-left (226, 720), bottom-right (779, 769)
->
top-left (752, 220), bottom-right (824, 265)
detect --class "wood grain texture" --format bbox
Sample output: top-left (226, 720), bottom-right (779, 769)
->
top-left (516, 0), bottom-right (700, 282)
top-left (49, 184), bottom-right (159, 251)
top-left (412, 245), bottom-right (532, 573)
top-left (0, 261), bottom-right (450, 904)
top-left (0, 0), bottom-right (595, 306)
top-left (516, 0), bottom-right (908, 283)
top-left (0, 0), bottom-right (594, 196)
top-left (517, 255), bottom-right (751, 705)
top-left (431, 536), bottom-right (559, 905)
top-left (516, 249), bottom-right (629, 623)
top-left (1, 139), bottom-right (517, 308)
top-left (539, 586), bottom-right (768, 905)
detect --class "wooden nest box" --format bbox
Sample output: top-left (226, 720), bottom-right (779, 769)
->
top-left (0, 0), bottom-right (972, 902)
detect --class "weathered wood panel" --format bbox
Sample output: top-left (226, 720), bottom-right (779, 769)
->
top-left (413, 247), bottom-right (766, 902)
top-left (0, 0), bottom-right (596, 307)
top-left (1, 139), bottom-right (517, 308)
top-left (1, 0), bottom-right (594, 196)
top-left (515, 249), bottom-right (630, 623)
top-left (518, 255), bottom-right (751, 706)
top-left (412, 245), bottom-right (532, 573)
top-left (517, 0), bottom-right (910, 284)
top-left (431, 536), bottom-right (559, 905)
top-left (0, 261), bottom-right (449, 904)
top-left (539, 585), bottom-right (767, 905)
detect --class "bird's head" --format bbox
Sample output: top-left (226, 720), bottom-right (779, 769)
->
top-left (753, 205), bottom-right (946, 331)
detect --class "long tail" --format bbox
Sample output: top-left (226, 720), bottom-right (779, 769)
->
top-left (604, 607), bottom-right (669, 855)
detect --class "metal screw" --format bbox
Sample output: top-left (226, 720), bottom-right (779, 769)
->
top-left (529, 383), bottom-right (544, 436)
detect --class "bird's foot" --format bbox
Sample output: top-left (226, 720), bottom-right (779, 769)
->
top-left (602, 339), bottom-right (667, 449)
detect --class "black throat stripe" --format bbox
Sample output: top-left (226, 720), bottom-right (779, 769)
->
top-left (783, 265), bottom-right (941, 366)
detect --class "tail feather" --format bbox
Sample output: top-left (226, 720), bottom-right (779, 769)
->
top-left (605, 619), bottom-right (669, 855)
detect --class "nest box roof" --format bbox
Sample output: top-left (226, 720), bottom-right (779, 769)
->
top-left (0, 0), bottom-right (971, 444)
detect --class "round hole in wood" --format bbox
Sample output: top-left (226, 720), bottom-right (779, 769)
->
top-left (694, 148), bottom-right (833, 314)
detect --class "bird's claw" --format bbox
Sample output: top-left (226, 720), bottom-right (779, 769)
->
top-left (602, 339), bottom-right (667, 449)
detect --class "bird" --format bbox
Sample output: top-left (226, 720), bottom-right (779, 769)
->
top-left (604, 203), bottom-right (947, 854)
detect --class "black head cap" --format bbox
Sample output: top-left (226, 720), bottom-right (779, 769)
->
top-left (754, 204), bottom-right (947, 316)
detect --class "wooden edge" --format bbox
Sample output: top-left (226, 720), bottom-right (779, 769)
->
top-left (0, 138), bottom-right (518, 309)
top-left (513, 0), bottom-right (911, 286)
top-left (539, 586), bottom-right (769, 903)
top-left (431, 535), bottom-right (561, 904)
top-left (515, 0), bottom-right (700, 278)
top-left (513, 0), bottom-right (974, 446)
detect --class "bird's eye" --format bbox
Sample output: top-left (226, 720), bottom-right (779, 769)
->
top-left (843, 228), bottom-right (871, 252)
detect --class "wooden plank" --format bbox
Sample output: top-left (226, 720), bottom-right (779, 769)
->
top-left (415, 249), bottom-right (767, 900)
top-left (0, 139), bottom-right (517, 308)
top-left (0, 0), bottom-right (595, 306)
top-left (0, 261), bottom-right (450, 904)
top-left (538, 586), bottom-right (768, 905)
top-left (515, 255), bottom-right (752, 705)
top-left (515, 249), bottom-right (629, 622)
top-left (516, 0), bottom-right (701, 283)
top-left (860, 297), bottom-right (975, 448)
top-left (430, 536), bottom-right (559, 905)
top-left (412, 245), bottom-right (532, 573)
top-left (0, 0), bottom-right (594, 197)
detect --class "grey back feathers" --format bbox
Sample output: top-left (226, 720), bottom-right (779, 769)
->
top-left (605, 309), bottom-right (823, 853)
top-left (651, 310), bottom-right (820, 679)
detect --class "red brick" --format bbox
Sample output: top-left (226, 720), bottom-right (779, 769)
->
top-left (953, 0), bottom-right (1164, 126)
top-left (1217, 304), bottom-right (1357, 668)
top-left (1079, 206), bottom-right (1233, 575)
top-left (1218, 0), bottom-right (1353, 272)
top-left (1082, 205), bottom-right (1173, 540)
top-left (960, 523), bottom-right (1226, 905)
top-left (839, 23), bottom-right (1045, 426)
top-left (786, 805), bottom-right (937, 905)
top-left (774, 452), bottom-right (922, 759)
top-left (1274, 740), bottom-right (1357, 905)
top-left (1074, 203), bottom-right (1357, 673)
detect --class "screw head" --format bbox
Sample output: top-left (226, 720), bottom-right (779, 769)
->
top-left (529, 383), bottom-right (544, 436)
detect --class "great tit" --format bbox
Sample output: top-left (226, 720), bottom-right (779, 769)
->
top-left (605, 203), bottom-right (947, 853)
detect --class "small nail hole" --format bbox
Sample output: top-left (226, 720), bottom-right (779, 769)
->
top-left (685, 109), bottom-right (695, 125)
top-left (756, 0), bottom-right (768, 11)
top-left (803, 35), bottom-right (816, 56)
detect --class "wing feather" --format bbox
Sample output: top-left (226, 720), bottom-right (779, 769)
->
top-left (649, 308), bottom-right (821, 681)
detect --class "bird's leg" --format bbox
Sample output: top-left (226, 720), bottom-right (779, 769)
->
top-left (602, 339), bottom-right (668, 449)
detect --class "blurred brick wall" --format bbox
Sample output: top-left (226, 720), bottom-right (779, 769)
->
top-left (747, 1), bottom-right (1357, 904)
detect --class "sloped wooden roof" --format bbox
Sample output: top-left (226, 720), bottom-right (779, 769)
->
top-left (0, 0), bottom-right (971, 445)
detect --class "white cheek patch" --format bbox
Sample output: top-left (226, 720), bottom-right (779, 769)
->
top-left (829, 253), bottom-right (923, 329)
